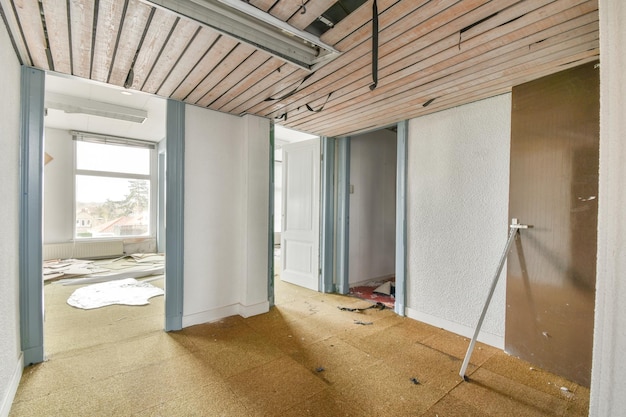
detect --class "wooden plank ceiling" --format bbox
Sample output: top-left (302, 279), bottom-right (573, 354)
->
top-left (1, 0), bottom-right (599, 137)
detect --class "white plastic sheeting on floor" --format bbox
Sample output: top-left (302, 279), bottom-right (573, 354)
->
top-left (67, 278), bottom-right (164, 309)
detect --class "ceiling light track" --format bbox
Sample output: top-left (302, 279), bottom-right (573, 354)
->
top-left (140, 0), bottom-right (340, 71)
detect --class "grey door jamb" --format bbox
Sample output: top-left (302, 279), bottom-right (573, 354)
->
top-left (268, 122), bottom-right (275, 306)
top-left (320, 136), bottom-right (335, 293)
top-left (394, 121), bottom-right (408, 316)
top-left (164, 99), bottom-right (185, 331)
top-left (19, 66), bottom-right (45, 365)
top-left (335, 137), bottom-right (351, 294)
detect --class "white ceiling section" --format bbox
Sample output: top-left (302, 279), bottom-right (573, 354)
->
top-left (2, 0), bottom-right (599, 137)
top-left (44, 74), bottom-right (166, 141)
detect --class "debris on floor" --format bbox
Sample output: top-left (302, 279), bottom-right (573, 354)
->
top-left (66, 277), bottom-right (164, 309)
top-left (373, 280), bottom-right (395, 296)
top-left (349, 278), bottom-right (396, 309)
top-left (354, 320), bottom-right (373, 326)
top-left (410, 377), bottom-right (420, 385)
top-left (44, 253), bottom-right (164, 285)
top-left (337, 302), bottom-right (386, 312)
top-left (559, 386), bottom-right (574, 399)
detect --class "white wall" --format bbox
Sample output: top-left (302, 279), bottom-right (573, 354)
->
top-left (349, 130), bottom-right (397, 284)
top-left (0, 17), bottom-right (23, 417)
top-left (43, 128), bottom-right (74, 243)
top-left (183, 106), bottom-right (269, 326)
top-left (590, 0), bottom-right (626, 415)
top-left (406, 94), bottom-right (511, 348)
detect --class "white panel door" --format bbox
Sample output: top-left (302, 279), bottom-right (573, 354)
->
top-left (281, 138), bottom-right (320, 291)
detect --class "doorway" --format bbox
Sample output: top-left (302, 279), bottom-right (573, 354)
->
top-left (273, 126), bottom-right (319, 289)
top-left (346, 129), bottom-right (398, 308)
top-left (42, 73), bottom-right (167, 356)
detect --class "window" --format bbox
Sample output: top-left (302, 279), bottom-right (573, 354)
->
top-left (74, 135), bottom-right (156, 239)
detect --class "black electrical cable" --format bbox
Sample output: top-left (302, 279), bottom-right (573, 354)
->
top-left (369, 0), bottom-right (379, 91)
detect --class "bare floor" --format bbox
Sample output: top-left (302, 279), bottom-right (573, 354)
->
top-left (10, 274), bottom-right (589, 416)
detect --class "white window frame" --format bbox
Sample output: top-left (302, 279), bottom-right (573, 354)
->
top-left (72, 131), bottom-right (158, 240)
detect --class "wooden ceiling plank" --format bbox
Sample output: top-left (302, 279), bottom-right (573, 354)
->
top-left (184, 42), bottom-right (256, 104)
top-left (293, 18), bottom-right (599, 130)
top-left (460, 0), bottom-right (550, 42)
top-left (91, 0), bottom-right (126, 82)
top-left (262, 0), bottom-right (590, 120)
top-left (334, 0), bottom-right (434, 52)
top-left (249, 0), bottom-right (459, 116)
top-left (318, 49), bottom-right (598, 136)
top-left (0, 0), bottom-right (31, 64)
top-left (268, 0), bottom-right (304, 22)
top-left (297, 39), bottom-right (598, 135)
top-left (316, 49), bottom-right (598, 137)
top-left (226, 64), bottom-right (306, 115)
top-left (290, 9), bottom-right (599, 129)
top-left (142, 17), bottom-right (199, 93)
top-left (253, 0), bottom-right (506, 118)
top-left (157, 28), bottom-right (220, 97)
top-left (41, 0), bottom-right (71, 73)
top-left (107, 0), bottom-right (152, 86)
top-left (211, 57), bottom-right (284, 111)
top-left (169, 35), bottom-right (239, 101)
top-left (378, 0), bottom-right (594, 84)
top-left (287, 0), bottom-right (336, 31)
top-left (196, 50), bottom-right (270, 108)
top-left (245, 0), bottom-right (430, 116)
top-left (248, 0), bottom-right (276, 13)
top-left (12, 0), bottom-right (49, 69)
top-left (309, 42), bottom-right (599, 135)
top-left (69, 0), bottom-right (96, 78)
top-left (129, 7), bottom-right (177, 89)
top-left (294, 31), bottom-right (599, 132)
top-left (285, 4), bottom-right (597, 127)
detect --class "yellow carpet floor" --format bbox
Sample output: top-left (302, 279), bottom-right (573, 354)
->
top-left (10, 273), bottom-right (589, 416)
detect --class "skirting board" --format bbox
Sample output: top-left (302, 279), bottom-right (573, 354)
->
top-left (406, 307), bottom-right (504, 350)
top-left (182, 301), bottom-right (270, 328)
top-left (349, 273), bottom-right (395, 288)
top-left (0, 353), bottom-right (23, 417)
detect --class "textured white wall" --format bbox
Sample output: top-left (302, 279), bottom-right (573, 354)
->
top-left (406, 94), bottom-right (511, 347)
top-left (43, 128), bottom-right (74, 243)
top-left (0, 17), bottom-right (23, 417)
top-left (349, 130), bottom-right (397, 284)
top-left (590, 1), bottom-right (626, 415)
top-left (183, 106), bottom-right (269, 326)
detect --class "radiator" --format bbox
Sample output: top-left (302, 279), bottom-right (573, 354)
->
top-left (43, 241), bottom-right (125, 260)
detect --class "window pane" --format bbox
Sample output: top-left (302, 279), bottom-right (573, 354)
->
top-left (76, 175), bottom-right (150, 238)
top-left (76, 141), bottom-right (150, 175)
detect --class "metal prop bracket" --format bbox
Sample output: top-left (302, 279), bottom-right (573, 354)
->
top-left (459, 218), bottom-right (533, 380)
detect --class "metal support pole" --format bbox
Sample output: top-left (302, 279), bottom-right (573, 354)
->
top-left (459, 219), bottom-right (532, 380)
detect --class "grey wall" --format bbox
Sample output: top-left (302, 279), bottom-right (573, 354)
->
top-left (0, 16), bottom-right (24, 417)
top-left (348, 130), bottom-right (397, 284)
top-left (406, 94), bottom-right (512, 348)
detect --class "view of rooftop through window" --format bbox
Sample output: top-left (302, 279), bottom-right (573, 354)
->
top-left (75, 141), bottom-right (152, 239)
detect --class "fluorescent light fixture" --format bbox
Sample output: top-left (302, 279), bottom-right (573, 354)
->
top-left (71, 130), bottom-right (157, 149)
top-left (45, 92), bottom-right (148, 123)
top-left (143, 0), bottom-right (341, 71)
